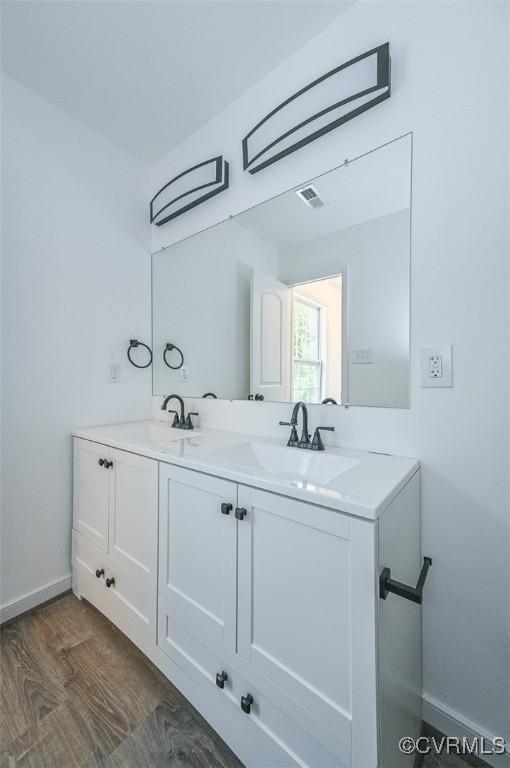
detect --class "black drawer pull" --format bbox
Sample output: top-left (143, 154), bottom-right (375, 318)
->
top-left (241, 694), bottom-right (254, 714)
top-left (235, 507), bottom-right (247, 521)
top-left (215, 671), bottom-right (228, 689)
top-left (380, 557), bottom-right (432, 604)
top-left (95, 568), bottom-right (104, 578)
top-left (98, 458), bottom-right (105, 466)
top-left (104, 460), bottom-right (113, 469)
top-left (105, 577), bottom-right (115, 588)
top-left (221, 503), bottom-right (233, 516)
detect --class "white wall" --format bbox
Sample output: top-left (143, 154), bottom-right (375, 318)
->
top-left (0, 76), bottom-right (152, 610)
top-left (149, 2), bottom-right (510, 744)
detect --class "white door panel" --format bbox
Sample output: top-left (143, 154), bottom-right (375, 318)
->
top-left (73, 438), bottom-right (110, 551)
top-left (251, 269), bottom-right (291, 401)
top-left (109, 448), bottom-right (158, 588)
top-left (237, 486), bottom-right (375, 755)
top-left (159, 465), bottom-right (237, 650)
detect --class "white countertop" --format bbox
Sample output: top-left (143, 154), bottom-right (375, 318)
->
top-left (73, 420), bottom-right (419, 520)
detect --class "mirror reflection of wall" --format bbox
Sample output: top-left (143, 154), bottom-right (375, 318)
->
top-left (152, 134), bottom-right (411, 408)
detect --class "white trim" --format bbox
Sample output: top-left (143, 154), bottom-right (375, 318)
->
top-left (0, 574), bottom-right (72, 625)
top-left (423, 693), bottom-right (510, 768)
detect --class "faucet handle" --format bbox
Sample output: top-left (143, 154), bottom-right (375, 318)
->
top-left (167, 409), bottom-right (180, 428)
top-left (311, 426), bottom-right (335, 451)
top-left (279, 421), bottom-right (299, 447)
top-left (185, 412), bottom-right (199, 429)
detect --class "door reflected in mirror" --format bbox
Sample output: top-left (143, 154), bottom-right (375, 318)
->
top-left (152, 134), bottom-right (411, 408)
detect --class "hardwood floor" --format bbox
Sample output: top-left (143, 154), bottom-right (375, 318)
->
top-left (0, 594), bottom-right (484, 768)
top-left (0, 594), bottom-right (243, 768)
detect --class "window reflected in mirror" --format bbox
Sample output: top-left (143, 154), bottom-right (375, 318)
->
top-left (292, 276), bottom-right (342, 404)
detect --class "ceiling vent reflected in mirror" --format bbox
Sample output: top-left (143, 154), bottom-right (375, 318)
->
top-left (296, 184), bottom-right (326, 209)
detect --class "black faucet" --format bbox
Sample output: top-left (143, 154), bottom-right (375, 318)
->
top-left (161, 394), bottom-right (198, 430)
top-left (279, 401), bottom-right (334, 451)
top-left (279, 401), bottom-right (310, 448)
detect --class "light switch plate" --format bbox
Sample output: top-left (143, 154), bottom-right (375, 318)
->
top-left (351, 349), bottom-right (374, 364)
top-left (109, 363), bottom-right (121, 383)
top-left (420, 346), bottom-right (453, 387)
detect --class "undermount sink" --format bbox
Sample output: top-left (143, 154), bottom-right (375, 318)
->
top-left (212, 441), bottom-right (359, 486)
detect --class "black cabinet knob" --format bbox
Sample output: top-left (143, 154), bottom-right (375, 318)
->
top-left (95, 568), bottom-right (104, 578)
top-left (105, 577), bottom-right (115, 588)
top-left (104, 460), bottom-right (113, 469)
top-left (240, 694), bottom-right (254, 714)
top-left (98, 458), bottom-right (105, 466)
top-left (235, 507), bottom-right (247, 521)
top-left (221, 503), bottom-right (233, 516)
top-left (215, 671), bottom-right (228, 689)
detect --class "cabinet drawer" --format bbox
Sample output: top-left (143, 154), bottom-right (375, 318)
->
top-left (73, 531), bottom-right (156, 654)
top-left (158, 599), bottom-right (350, 768)
top-left (230, 675), bottom-right (349, 768)
top-left (72, 531), bottom-right (110, 616)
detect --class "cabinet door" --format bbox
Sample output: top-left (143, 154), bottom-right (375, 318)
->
top-left (108, 448), bottom-right (158, 588)
top-left (159, 465), bottom-right (237, 651)
top-left (73, 438), bottom-right (110, 551)
top-left (237, 487), bottom-right (378, 766)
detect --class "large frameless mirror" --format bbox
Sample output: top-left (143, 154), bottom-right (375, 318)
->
top-left (152, 134), bottom-right (412, 408)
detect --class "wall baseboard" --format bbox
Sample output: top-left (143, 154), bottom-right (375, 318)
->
top-left (0, 575), bottom-right (72, 625)
top-left (423, 693), bottom-right (510, 768)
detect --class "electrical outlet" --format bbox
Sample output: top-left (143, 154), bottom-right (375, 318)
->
top-left (428, 355), bottom-right (442, 378)
top-left (109, 364), bottom-right (121, 383)
top-left (420, 346), bottom-right (453, 387)
top-left (180, 366), bottom-right (188, 382)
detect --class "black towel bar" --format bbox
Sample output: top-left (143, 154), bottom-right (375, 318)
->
top-left (379, 556), bottom-right (432, 604)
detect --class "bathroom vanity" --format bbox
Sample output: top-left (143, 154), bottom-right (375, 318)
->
top-left (72, 419), bottom-right (423, 768)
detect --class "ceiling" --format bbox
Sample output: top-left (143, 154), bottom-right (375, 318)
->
top-left (1, 1), bottom-right (352, 165)
top-left (234, 136), bottom-right (412, 249)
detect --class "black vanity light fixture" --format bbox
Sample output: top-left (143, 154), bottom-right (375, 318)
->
top-left (242, 43), bottom-right (391, 174)
top-left (150, 156), bottom-right (229, 226)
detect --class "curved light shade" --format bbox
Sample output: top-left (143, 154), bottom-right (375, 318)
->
top-left (150, 156), bottom-right (229, 226)
top-left (242, 43), bottom-right (391, 174)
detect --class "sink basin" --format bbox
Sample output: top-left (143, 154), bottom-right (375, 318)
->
top-left (212, 441), bottom-right (359, 486)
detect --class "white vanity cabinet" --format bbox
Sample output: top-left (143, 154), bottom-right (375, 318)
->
top-left (72, 424), bottom-right (423, 768)
top-left (157, 464), bottom-right (421, 768)
top-left (72, 437), bottom-right (158, 653)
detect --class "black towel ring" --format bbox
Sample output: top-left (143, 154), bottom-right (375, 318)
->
top-left (202, 392), bottom-right (218, 399)
top-left (163, 343), bottom-right (184, 370)
top-left (127, 339), bottom-right (153, 369)
top-left (322, 397), bottom-right (338, 405)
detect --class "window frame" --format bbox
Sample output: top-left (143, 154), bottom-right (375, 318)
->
top-left (292, 293), bottom-right (324, 403)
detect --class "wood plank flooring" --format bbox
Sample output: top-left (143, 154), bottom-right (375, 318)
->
top-left (0, 594), bottom-right (242, 767)
top-left (1, 594), bottom-right (484, 768)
